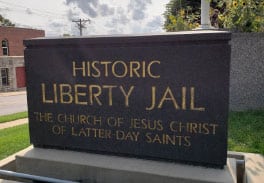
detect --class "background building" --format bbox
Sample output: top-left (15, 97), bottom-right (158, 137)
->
top-left (0, 26), bottom-right (44, 91)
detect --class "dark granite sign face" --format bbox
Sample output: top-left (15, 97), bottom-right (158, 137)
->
top-left (24, 31), bottom-right (231, 168)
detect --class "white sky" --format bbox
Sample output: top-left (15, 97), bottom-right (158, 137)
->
top-left (0, 0), bottom-right (170, 36)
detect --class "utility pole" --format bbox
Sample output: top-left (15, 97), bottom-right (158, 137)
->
top-left (72, 19), bottom-right (91, 36)
top-left (200, 0), bottom-right (211, 29)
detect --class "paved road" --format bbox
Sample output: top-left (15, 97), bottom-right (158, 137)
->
top-left (0, 91), bottom-right (27, 115)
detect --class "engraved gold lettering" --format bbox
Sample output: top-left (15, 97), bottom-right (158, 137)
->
top-left (72, 61), bottom-right (85, 77)
top-left (129, 61), bottom-right (141, 77)
top-left (130, 118), bottom-right (163, 131)
top-left (158, 87), bottom-right (180, 109)
top-left (190, 87), bottom-right (205, 111)
top-left (60, 84), bottom-right (73, 104)
top-left (101, 61), bottom-right (111, 77)
top-left (210, 124), bottom-right (218, 134)
top-left (34, 112), bottom-right (53, 122)
top-left (182, 87), bottom-right (186, 110)
top-left (102, 85), bottom-right (117, 106)
top-left (116, 130), bottom-right (140, 142)
top-left (71, 127), bottom-right (112, 139)
top-left (147, 60), bottom-right (160, 78)
top-left (72, 60), bottom-right (161, 78)
top-left (184, 136), bottom-right (191, 147)
top-left (74, 84), bottom-right (88, 105)
top-left (41, 83), bottom-right (53, 103)
top-left (142, 61), bottom-right (146, 78)
top-left (145, 132), bottom-right (191, 147)
top-left (89, 85), bottom-right (102, 105)
top-left (52, 125), bottom-right (66, 135)
top-left (119, 86), bottom-right (134, 107)
top-left (87, 61), bottom-right (91, 77)
top-left (107, 117), bottom-right (123, 127)
top-left (169, 121), bottom-right (218, 135)
top-left (189, 123), bottom-right (198, 133)
top-left (145, 86), bottom-right (156, 110)
top-left (91, 61), bottom-right (100, 77)
top-left (112, 61), bottom-right (128, 78)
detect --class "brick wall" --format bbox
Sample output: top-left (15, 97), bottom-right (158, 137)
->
top-left (0, 26), bottom-right (45, 56)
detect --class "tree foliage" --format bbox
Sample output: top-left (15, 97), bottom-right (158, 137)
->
top-left (164, 0), bottom-right (201, 31)
top-left (164, 0), bottom-right (264, 32)
top-left (0, 14), bottom-right (15, 27)
top-left (222, 0), bottom-right (264, 32)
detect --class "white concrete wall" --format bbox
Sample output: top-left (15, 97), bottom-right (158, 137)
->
top-left (0, 56), bottom-right (24, 91)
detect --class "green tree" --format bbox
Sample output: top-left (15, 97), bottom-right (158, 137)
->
top-left (164, 0), bottom-right (201, 31)
top-left (164, 0), bottom-right (264, 32)
top-left (0, 14), bottom-right (15, 27)
top-left (222, 0), bottom-right (264, 32)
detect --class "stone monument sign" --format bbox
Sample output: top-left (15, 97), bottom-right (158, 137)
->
top-left (24, 31), bottom-right (231, 168)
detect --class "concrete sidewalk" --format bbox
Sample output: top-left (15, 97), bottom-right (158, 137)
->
top-left (0, 119), bottom-right (28, 130)
top-left (243, 152), bottom-right (264, 183)
top-left (0, 91), bottom-right (26, 97)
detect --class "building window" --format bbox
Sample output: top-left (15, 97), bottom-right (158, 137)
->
top-left (1, 68), bottom-right (9, 86)
top-left (2, 40), bottom-right (9, 56)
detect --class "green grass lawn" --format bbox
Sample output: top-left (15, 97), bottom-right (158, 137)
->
top-left (0, 111), bottom-right (28, 123)
top-left (0, 124), bottom-right (30, 160)
top-left (0, 110), bottom-right (263, 160)
top-left (228, 110), bottom-right (264, 154)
